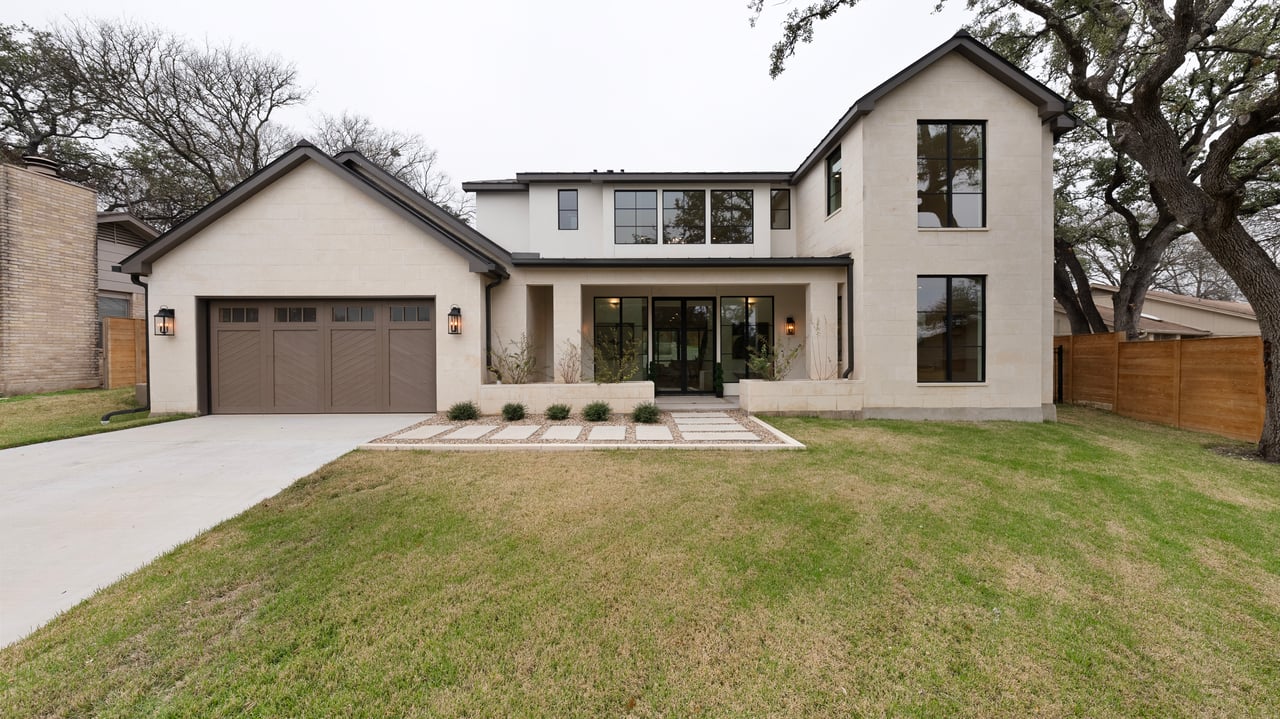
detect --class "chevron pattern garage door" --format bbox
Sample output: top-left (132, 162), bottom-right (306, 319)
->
top-left (209, 300), bottom-right (435, 413)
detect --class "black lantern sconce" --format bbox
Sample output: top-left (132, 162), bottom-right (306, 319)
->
top-left (153, 306), bottom-right (176, 336)
top-left (447, 305), bottom-right (462, 335)
top-left (785, 316), bottom-right (796, 336)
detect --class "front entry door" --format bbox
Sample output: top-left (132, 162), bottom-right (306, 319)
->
top-left (653, 298), bottom-right (715, 393)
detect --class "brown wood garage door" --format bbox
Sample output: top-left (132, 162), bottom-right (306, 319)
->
top-left (210, 299), bottom-right (435, 413)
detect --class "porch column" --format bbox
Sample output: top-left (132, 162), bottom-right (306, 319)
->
top-left (552, 282), bottom-right (583, 383)
top-left (805, 280), bottom-right (840, 380)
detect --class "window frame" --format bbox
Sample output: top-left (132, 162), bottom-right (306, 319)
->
top-left (916, 120), bottom-right (986, 228)
top-left (826, 147), bottom-right (842, 216)
top-left (719, 296), bottom-right (774, 381)
top-left (592, 297), bottom-right (649, 380)
top-left (558, 189), bottom-right (578, 231)
top-left (613, 190), bottom-right (659, 244)
top-left (916, 275), bottom-right (986, 383)
top-left (662, 189), bottom-right (706, 244)
top-left (709, 189), bottom-right (754, 245)
top-left (770, 189), bottom-right (791, 230)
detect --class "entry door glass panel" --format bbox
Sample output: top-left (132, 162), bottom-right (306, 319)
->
top-left (654, 299), bottom-right (714, 393)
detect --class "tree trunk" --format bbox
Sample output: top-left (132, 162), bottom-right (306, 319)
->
top-left (1111, 225), bottom-right (1181, 340)
top-left (1054, 238), bottom-right (1109, 334)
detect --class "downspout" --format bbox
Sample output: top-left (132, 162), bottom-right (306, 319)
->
top-left (484, 272), bottom-right (504, 377)
top-left (101, 273), bottom-right (151, 423)
top-left (839, 259), bottom-right (849, 378)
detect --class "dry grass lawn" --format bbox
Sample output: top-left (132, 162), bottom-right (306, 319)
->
top-left (3, 406), bottom-right (1278, 717)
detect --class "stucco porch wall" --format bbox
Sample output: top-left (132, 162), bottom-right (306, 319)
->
top-left (479, 381), bottom-right (655, 415)
top-left (739, 379), bottom-right (865, 417)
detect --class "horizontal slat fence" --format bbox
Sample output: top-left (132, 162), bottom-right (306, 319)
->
top-left (1054, 333), bottom-right (1263, 442)
top-left (103, 317), bottom-right (146, 389)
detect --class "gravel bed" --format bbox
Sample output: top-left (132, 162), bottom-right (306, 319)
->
top-left (370, 409), bottom-right (780, 444)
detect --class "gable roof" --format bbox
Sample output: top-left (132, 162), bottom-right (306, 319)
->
top-left (119, 141), bottom-right (511, 277)
top-left (792, 29), bottom-right (1076, 180)
top-left (96, 212), bottom-right (159, 242)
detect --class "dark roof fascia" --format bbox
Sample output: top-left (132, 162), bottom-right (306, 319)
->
top-left (512, 255), bottom-right (852, 269)
top-left (791, 31), bottom-right (1077, 181)
top-left (515, 172), bottom-right (793, 184)
top-left (461, 180), bottom-right (529, 192)
top-left (121, 144), bottom-right (504, 276)
top-left (96, 212), bottom-right (160, 241)
top-left (334, 150), bottom-right (513, 273)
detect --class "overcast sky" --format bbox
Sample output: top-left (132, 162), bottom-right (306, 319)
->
top-left (15, 0), bottom-right (974, 186)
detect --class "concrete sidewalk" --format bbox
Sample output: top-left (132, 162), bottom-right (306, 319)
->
top-left (0, 414), bottom-right (424, 647)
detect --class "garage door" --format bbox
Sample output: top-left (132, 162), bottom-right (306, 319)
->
top-left (210, 299), bottom-right (436, 413)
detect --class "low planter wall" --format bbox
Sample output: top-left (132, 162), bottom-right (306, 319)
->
top-left (738, 379), bottom-right (864, 417)
top-left (478, 381), bottom-right (655, 415)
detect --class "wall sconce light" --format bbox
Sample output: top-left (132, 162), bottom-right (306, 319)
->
top-left (447, 305), bottom-right (462, 335)
top-left (153, 306), bottom-right (175, 336)
top-left (785, 316), bottom-right (796, 336)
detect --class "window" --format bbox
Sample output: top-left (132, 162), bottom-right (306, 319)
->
top-left (710, 190), bottom-right (753, 244)
top-left (917, 276), bottom-right (984, 382)
top-left (719, 296), bottom-right (773, 381)
top-left (614, 190), bottom-right (658, 244)
top-left (593, 297), bottom-right (648, 380)
top-left (97, 294), bottom-right (131, 348)
top-left (663, 190), bottom-right (705, 244)
top-left (826, 147), bottom-right (842, 215)
top-left (333, 305), bottom-right (374, 322)
top-left (390, 305), bottom-right (431, 322)
top-left (770, 189), bottom-right (791, 230)
top-left (217, 307), bottom-right (258, 323)
top-left (275, 307), bottom-right (317, 323)
top-left (558, 189), bottom-right (578, 230)
top-left (917, 121), bottom-right (985, 228)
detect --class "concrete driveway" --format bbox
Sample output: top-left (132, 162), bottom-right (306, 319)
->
top-left (0, 414), bottom-right (423, 647)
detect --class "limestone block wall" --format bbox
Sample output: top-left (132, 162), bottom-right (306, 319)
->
top-left (478, 381), bottom-right (655, 415)
top-left (0, 164), bottom-right (99, 395)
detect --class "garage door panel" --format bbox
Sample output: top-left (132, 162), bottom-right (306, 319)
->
top-left (389, 328), bottom-right (435, 411)
top-left (214, 330), bottom-right (263, 410)
top-left (330, 329), bottom-right (380, 410)
top-left (273, 330), bottom-right (322, 411)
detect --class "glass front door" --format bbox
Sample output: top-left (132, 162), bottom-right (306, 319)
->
top-left (653, 298), bottom-right (715, 393)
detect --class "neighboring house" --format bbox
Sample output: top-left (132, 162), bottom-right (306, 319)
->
top-left (97, 212), bottom-right (159, 325)
top-left (0, 158), bottom-right (98, 395)
top-left (121, 31), bottom-right (1075, 420)
top-left (1053, 283), bottom-right (1258, 339)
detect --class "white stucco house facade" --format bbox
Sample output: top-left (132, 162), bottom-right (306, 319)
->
top-left (121, 31), bottom-right (1075, 420)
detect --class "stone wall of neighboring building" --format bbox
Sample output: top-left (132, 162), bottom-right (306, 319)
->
top-left (0, 161), bottom-right (100, 395)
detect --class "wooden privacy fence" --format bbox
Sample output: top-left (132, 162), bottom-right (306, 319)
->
top-left (1054, 333), bottom-right (1264, 442)
top-left (103, 317), bottom-right (146, 389)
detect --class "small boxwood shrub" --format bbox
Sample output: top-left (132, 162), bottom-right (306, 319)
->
top-left (631, 402), bottom-right (660, 424)
top-left (446, 401), bottom-right (480, 421)
top-left (545, 403), bottom-right (572, 421)
top-left (501, 402), bottom-right (526, 421)
top-left (582, 401), bottom-right (612, 422)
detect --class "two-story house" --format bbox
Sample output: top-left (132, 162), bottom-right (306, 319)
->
top-left (121, 31), bottom-right (1074, 420)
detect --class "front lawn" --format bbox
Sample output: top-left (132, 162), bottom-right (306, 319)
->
top-left (0, 388), bottom-right (188, 449)
top-left (3, 407), bottom-right (1278, 717)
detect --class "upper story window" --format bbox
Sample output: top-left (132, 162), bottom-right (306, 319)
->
top-left (826, 147), bottom-right (842, 215)
top-left (558, 189), bottom-right (578, 230)
top-left (770, 189), bottom-right (791, 230)
top-left (663, 190), bottom-right (705, 244)
top-left (710, 190), bottom-right (753, 244)
top-left (917, 275), bottom-right (985, 382)
top-left (917, 121), bottom-right (985, 228)
top-left (614, 190), bottom-right (658, 244)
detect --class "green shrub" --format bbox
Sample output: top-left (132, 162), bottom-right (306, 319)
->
top-left (446, 401), bottom-right (480, 421)
top-left (501, 402), bottom-right (526, 421)
top-left (582, 401), bottom-right (612, 422)
top-left (545, 403), bottom-right (572, 421)
top-left (631, 402), bottom-right (660, 424)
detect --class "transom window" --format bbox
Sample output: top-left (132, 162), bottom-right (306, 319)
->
top-left (390, 305), bottom-right (432, 322)
top-left (770, 189), bottom-right (791, 230)
top-left (558, 189), bottom-right (578, 230)
top-left (218, 306), bottom-right (258, 323)
top-left (917, 121), bottom-right (985, 228)
top-left (614, 190), bottom-right (658, 244)
top-left (917, 276), bottom-right (985, 382)
top-left (826, 147), bottom-right (842, 215)
top-left (663, 190), bottom-right (705, 244)
top-left (333, 305), bottom-right (374, 322)
top-left (710, 190), bottom-right (753, 244)
top-left (275, 307), bottom-right (317, 323)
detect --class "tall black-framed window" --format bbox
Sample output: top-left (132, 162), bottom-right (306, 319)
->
top-left (826, 147), bottom-right (842, 215)
top-left (593, 297), bottom-right (649, 380)
top-left (917, 121), bottom-right (985, 228)
top-left (663, 190), bottom-right (705, 244)
top-left (770, 189), bottom-right (791, 230)
top-left (917, 276), bottom-right (985, 382)
top-left (558, 189), bottom-right (578, 230)
top-left (710, 190), bottom-right (753, 244)
top-left (614, 190), bottom-right (658, 244)
top-left (719, 296), bottom-right (773, 381)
